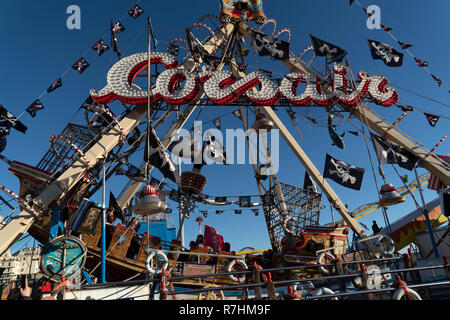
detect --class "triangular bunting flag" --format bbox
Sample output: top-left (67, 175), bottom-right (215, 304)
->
top-left (47, 78), bottom-right (62, 93)
top-left (397, 104), bottom-right (414, 112)
top-left (213, 118), bottom-right (221, 130)
top-left (424, 113), bottom-right (439, 127)
top-left (232, 110), bottom-right (242, 120)
top-left (398, 41), bottom-right (413, 50)
top-left (381, 24), bottom-right (392, 32)
top-left (414, 57), bottom-right (428, 67)
top-left (431, 74), bottom-right (442, 87)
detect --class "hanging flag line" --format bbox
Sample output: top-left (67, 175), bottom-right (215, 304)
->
top-left (349, 0), bottom-right (450, 94)
top-left (14, 1), bottom-right (146, 126)
top-left (196, 208), bottom-right (260, 217)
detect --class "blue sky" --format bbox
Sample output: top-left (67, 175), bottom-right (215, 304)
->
top-left (0, 1), bottom-right (449, 253)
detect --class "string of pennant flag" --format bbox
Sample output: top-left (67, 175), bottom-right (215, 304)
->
top-left (349, 0), bottom-right (450, 94)
top-left (0, 2), bottom-right (146, 143)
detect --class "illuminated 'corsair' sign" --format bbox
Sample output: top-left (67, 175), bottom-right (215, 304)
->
top-left (90, 52), bottom-right (399, 107)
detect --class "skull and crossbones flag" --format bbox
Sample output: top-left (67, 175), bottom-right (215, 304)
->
top-left (251, 30), bottom-right (290, 60)
top-left (371, 133), bottom-right (417, 170)
top-left (424, 113), bottom-right (440, 127)
top-left (0, 105), bottom-right (27, 133)
top-left (239, 196), bottom-right (252, 207)
top-left (128, 4), bottom-right (144, 19)
top-left (26, 99), bottom-right (45, 118)
top-left (303, 171), bottom-right (319, 194)
top-left (168, 44), bottom-right (179, 56)
top-left (323, 154), bottom-right (365, 190)
top-left (47, 78), bottom-right (62, 93)
top-left (310, 35), bottom-right (347, 62)
top-left (111, 21), bottom-right (125, 33)
top-left (367, 39), bottom-right (403, 67)
top-left (72, 57), bottom-right (90, 74)
top-left (92, 39), bottom-right (110, 56)
top-left (144, 126), bottom-right (181, 184)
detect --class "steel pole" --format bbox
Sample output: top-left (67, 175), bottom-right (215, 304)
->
top-left (414, 166), bottom-right (439, 258)
top-left (101, 160), bottom-right (106, 283)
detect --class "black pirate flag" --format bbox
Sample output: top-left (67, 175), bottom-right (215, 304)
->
top-left (310, 35), bottom-right (347, 62)
top-left (323, 154), bottom-right (365, 190)
top-left (424, 113), bottom-right (440, 127)
top-left (128, 4), bottom-right (144, 19)
top-left (111, 21), bottom-right (125, 33)
top-left (72, 57), bottom-right (90, 74)
top-left (303, 171), bottom-right (319, 194)
top-left (367, 39), bottom-right (403, 67)
top-left (47, 78), bottom-right (62, 93)
top-left (26, 99), bottom-right (44, 118)
top-left (0, 105), bottom-right (27, 133)
top-left (92, 39), bottom-right (110, 56)
top-left (239, 196), bottom-right (251, 207)
top-left (371, 133), bottom-right (417, 171)
top-left (251, 30), bottom-right (290, 60)
top-left (144, 126), bottom-right (181, 184)
top-left (168, 44), bottom-right (179, 56)
top-left (109, 192), bottom-right (125, 221)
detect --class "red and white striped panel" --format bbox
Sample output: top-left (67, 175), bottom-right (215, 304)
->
top-left (427, 155), bottom-right (450, 190)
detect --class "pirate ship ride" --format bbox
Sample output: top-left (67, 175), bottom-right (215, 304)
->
top-left (0, 0), bottom-right (449, 300)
